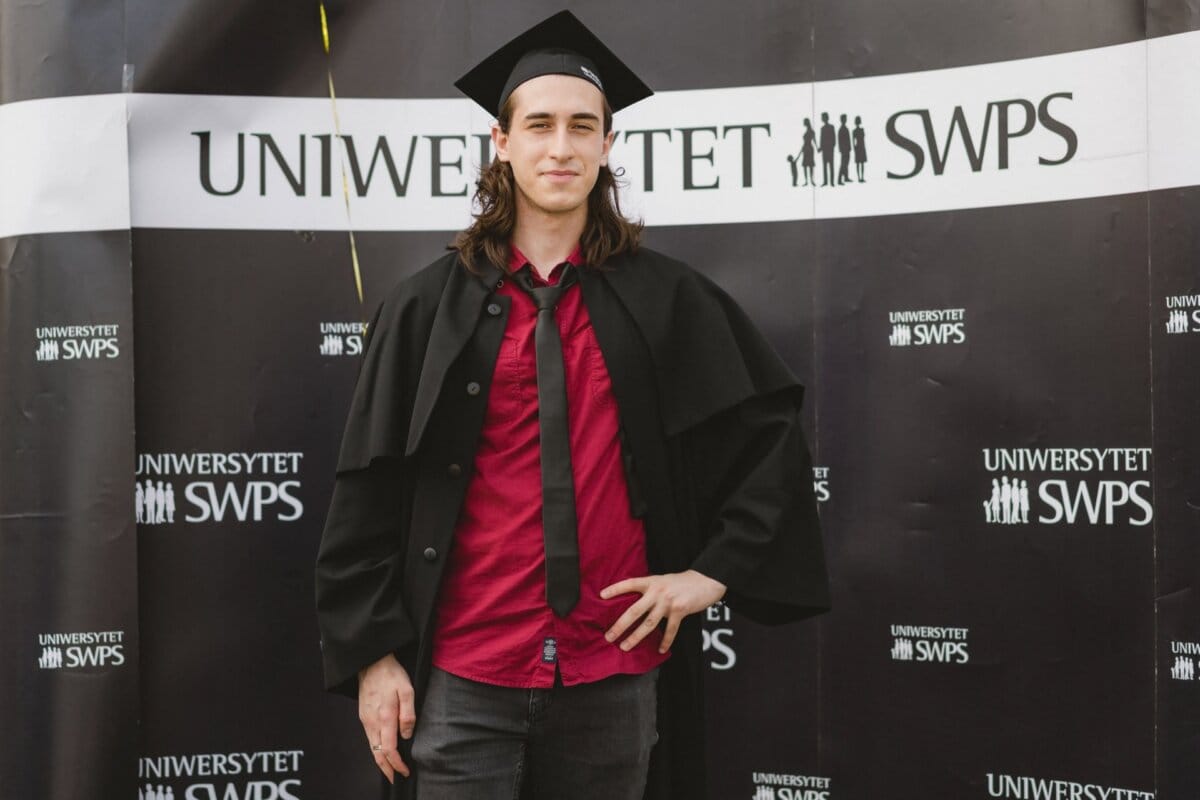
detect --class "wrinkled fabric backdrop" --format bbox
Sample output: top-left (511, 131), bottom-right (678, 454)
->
top-left (1, 1), bottom-right (1197, 798)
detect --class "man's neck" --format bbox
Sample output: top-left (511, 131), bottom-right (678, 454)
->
top-left (511, 200), bottom-right (586, 281)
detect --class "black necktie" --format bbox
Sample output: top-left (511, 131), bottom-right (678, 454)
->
top-left (515, 263), bottom-right (580, 617)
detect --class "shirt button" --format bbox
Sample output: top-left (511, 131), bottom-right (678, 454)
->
top-left (447, 463), bottom-right (462, 478)
top-left (487, 302), bottom-right (502, 316)
top-left (423, 547), bottom-right (438, 562)
top-left (466, 381), bottom-right (481, 396)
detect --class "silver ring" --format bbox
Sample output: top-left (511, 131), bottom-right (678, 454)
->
top-left (372, 744), bottom-right (382, 751)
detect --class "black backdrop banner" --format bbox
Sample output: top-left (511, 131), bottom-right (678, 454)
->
top-left (1, 2), bottom-right (1197, 799)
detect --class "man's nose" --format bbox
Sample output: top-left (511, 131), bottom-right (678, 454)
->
top-left (547, 126), bottom-right (574, 160)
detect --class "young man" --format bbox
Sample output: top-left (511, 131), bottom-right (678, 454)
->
top-left (315, 11), bottom-right (830, 800)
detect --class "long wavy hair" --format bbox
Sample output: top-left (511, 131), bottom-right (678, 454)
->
top-left (451, 93), bottom-right (643, 274)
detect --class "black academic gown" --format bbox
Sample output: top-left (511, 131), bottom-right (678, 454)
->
top-left (314, 246), bottom-right (831, 800)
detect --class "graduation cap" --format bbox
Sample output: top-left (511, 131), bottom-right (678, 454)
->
top-left (454, 10), bottom-right (653, 117)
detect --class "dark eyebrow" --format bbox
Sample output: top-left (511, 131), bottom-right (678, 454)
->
top-left (522, 111), bottom-right (601, 123)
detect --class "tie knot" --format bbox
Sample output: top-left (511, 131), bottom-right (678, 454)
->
top-left (516, 264), bottom-right (577, 311)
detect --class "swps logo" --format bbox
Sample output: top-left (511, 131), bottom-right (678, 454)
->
top-left (985, 773), bottom-right (1152, 799)
top-left (751, 772), bottom-right (831, 800)
top-left (702, 601), bottom-right (736, 671)
top-left (1164, 294), bottom-right (1200, 334)
top-left (318, 321), bottom-right (366, 356)
top-left (35, 323), bottom-right (121, 361)
top-left (1169, 641), bottom-right (1200, 681)
top-left (136, 451), bottom-right (305, 525)
top-left (37, 631), bottom-right (125, 670)
top-left (890, 624), bottom-right (969, 665)
top-left (813, 467), bottom-right (830, 504)
top-left (888, 308), bottom-right (966, 347)
top-left (982, 447), bottom-right (1153, 527)
top-left (139, 750), bottom-right (304, 800)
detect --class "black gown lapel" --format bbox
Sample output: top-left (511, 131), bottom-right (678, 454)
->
top-left (405, 259), bottom-right (502, 457)
top-left (578, 263), bottom-right (687, 571)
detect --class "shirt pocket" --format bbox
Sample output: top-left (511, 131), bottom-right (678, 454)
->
top-left (583, 339), bottom-right (615, 409)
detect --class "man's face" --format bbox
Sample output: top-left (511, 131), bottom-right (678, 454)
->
top-left (492, 74), bottom-right (615, 218)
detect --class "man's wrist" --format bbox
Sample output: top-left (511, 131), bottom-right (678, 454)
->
top-left (687, 568), bottom-right (727, 601)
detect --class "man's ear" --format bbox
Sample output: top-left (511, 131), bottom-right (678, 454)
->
top-left (491, 123), bottom-right (509, 163)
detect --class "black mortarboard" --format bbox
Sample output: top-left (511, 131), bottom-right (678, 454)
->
top-left (454, 10), bottom-right (653, 117)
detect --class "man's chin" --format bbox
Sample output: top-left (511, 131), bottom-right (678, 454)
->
top-left (529, 196), bottom-right (588, 216)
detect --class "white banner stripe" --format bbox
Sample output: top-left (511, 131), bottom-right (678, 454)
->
top-left (1, 30), bottom-right (1197, 239)
top-left (0, 94), bottom-right (131, 239)
top-left (1148, 29), bottom-right (1200, 192)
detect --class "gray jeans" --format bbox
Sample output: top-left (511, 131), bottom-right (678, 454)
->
top-left (410, 665), bottom-right (660, 800)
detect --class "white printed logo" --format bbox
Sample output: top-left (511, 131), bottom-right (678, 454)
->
top-left (986, 772), bottom-right (1153, 799)
top-left (35, 323), bottom-right (120, 361)
top-left (1165, 294), bottom-right (1200, 334)
top-left (37, 631), bottom-right (125, 669)
top-left (1169, 641), bottom-right (1200, 680)
top-left (888, 308), bottom-right (966, 347)
top-left (139, 750), bottom-right (303, 800)
top-left (982, 448), bottom-right (1153, 527)
top-left (751, 771), bottom-right (831, 800)
top-left (813, 466), bottom-right (830, 504)
top-left (38, 646), bottom-right (64, 669)
top-left (137, 451), bottom-right (305, 525)
top-left (702, 601), bottom-right (736, 671)
top-left (319, 321), bottom-right (366, 356)
top-left (579, 65), bottom-right (603, 90)
top-left (983, 476), bottom-right (1031, 524)
top-left (36, 339), bottom-right (61, 361)
top-left (137, 480), bottom-right (178, 525)
top-left (890, 625), bottom-right (969, 664)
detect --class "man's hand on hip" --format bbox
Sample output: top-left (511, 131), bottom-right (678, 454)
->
top-left (600, 570), bottom-right (727, 654)
top-left (358, 653), bottom-right (416, 784)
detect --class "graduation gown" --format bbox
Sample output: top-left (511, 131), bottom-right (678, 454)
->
top-left (314, 245), bottom-right (831, 800)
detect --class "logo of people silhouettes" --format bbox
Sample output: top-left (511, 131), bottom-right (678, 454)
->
top-left (38, 646), bottom-right (63, 669)
top-left (889, 323), bottom-right (912, 346)
top-left (1171, 655), bottom-right (1195, 681)
top-left (1166, 309), bottom-right (1194, 334)
top-left (985, 476), bottom-right (1030, 524)
top-left (137, 479), bottom-right (177, 525)
top-left (35, 339), bottom-right (60, 361)
top-left (788, 113), bottom-right (867, 188)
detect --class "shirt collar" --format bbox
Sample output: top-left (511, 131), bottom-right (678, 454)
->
top-left (508, 241), bottom-right (585, 285)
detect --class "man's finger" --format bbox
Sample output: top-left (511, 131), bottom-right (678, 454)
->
top-left (379, 706), bottom-right (410, 778)
top-left (605, 594), bottom-right (653, 642)
top-left (398, 685), bottom-right (417, 741)
top-left (600, 576), bottom-right (645, 600)
top-left (660, 614), bottom-right (681, 653)
top-left (620, 608), bottom-right (663, 651)
top-left (371, 749), bottom-right (395, 784)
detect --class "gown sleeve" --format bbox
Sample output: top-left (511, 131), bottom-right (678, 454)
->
top-left (684, 389), bottom-right (831, 625)
top-left (314, 294), bottom-right (421, 698)
top-left (603, 249), bottom-right (831, 625)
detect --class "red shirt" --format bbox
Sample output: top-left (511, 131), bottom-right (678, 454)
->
top-left (430, 243), bottom-right (670, 688)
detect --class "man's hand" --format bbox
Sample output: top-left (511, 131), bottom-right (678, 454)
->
top-left (600, 570), bottom-right (727, 654)
top-left (358, 653), bottom-right (416, 784)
